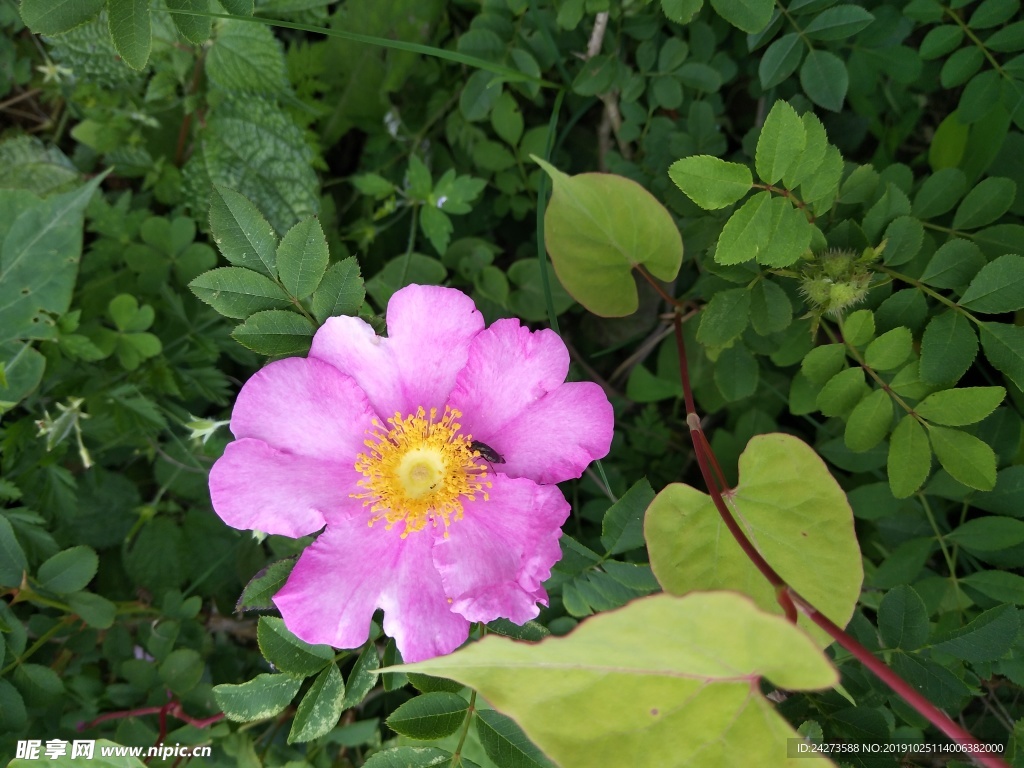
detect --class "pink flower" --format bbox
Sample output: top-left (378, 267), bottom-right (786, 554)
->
top-left (209, 285), bottom-right (614, 662)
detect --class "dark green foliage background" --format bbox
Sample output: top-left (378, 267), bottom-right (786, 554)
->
top-left (1, 0), bottom-right (1024, 764)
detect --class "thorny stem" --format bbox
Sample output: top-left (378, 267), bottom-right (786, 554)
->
top-left (670, 308), bottom-right (1010, 768)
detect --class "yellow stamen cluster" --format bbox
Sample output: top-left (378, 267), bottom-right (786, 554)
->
top-left (352, 406), bottom-right (491, 538)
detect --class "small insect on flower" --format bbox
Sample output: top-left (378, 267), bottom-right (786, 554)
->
top-left (470, 440), bottom-right (505, 464)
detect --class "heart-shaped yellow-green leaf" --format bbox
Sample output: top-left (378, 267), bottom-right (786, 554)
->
top-left (534, 157), bottom-right (683, 317)
top-left (397, 592), bottom-right (837, 768)
top-left (645, 434), bottom-right (862, 647)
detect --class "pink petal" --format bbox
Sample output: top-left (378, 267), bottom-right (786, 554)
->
top-left (311, 285), bottom-right (484, 418)
top-left (449, 320), bottom-right (614, 483)
top-left (209, 439), bottom-right (359, 537)
top-left (274, 518), bottom-right (470, 662)
top-left (230, 356), bottom-right (376, 460)
top-left (432, 475), bottom-right (569, 624)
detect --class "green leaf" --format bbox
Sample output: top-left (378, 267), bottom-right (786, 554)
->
top-left (277, 218), bottom-right (329, 301)
top-left (759, 33), bottom-right (804, 89)
top-left (19, 0), bottom-right (103, 34)
top-left (755, 101), bottom-right (805, 185)
top-left (919, 311), bottom-right (977, 384)
top-left (979, 322), bottom-right (1024, 390)
top-left (386, 691), bottom-right (469, 740)
top-left (802, 344), bottom-right (848, 384)
top-left (662, 0), bottom-right (704, 24)
top-left (461, 70), bottom-right (502, 121)
top-left (206, 19), bottom-right (287, 96)
top-left (37, 545), bottom-right (97, 594)
top-left (928, 425), bottom-right (996, 490)
top-left (208, 186), bottom-right (278, 278)
top-left (476, 709), bottom-right (556, 768)
top-left (749, 279), bottom-right (793, 335)
top-left (646, 434), bottom-right (862, 647)
top-left (842, 310), bottom-right (876, 347)
top-left (913, 168), bottom-right (968, 219)
top-left (888, 416), bottom-right (931, 498)
top-left (919, 25), bottom-right (963, 59)
top-left (0, 177), bottom-right (103, 345)
top-left (920, 239), bottom-right (985, 289)
top-left (491, 92), bottom-right (525, 146)
top-left (667, 156), bottom-right (752, 210)
top-left (219, 0), bottom-right (253, 12)
top-left (312, 257), bottom-right (365, 323)
top-left (877, 585), bottom-right (929, 651)
top-left (959, 253), bottom-right (1024, 313)
top-left (953, 177), bottom-right (1017, 230)
top-left (535, 157), bottom-right (683, 317)
top-left (844, 388), bottom-right (892, 452)
top-left (342, 642), bottom-right (382, 709)
top-left (289, 664), bottom-right (345, 743)
top-left (107, 0), bottom-right (151, 70)
top-left (230, 309), bottom-right (314, 356)
top-left (398, 593), bottom-right (837, 768)
top-left (601, 478), bottom-right (654, 555)
top-left (864, 327), bottom-right (913, 370)
top-left (420, 205), bottom-right (453, 255)
top-left (258, 617), bottom-right (336, 677)
top-left (816, 367), bottom-right (867, 417)
top-left (715, 192), bottom-right (812, 267)
top-left (930, 604), bottom-right (1019, 663)
top-left (362, 748), bottom-right (456, 768)
top-left (800, 49), bottom-right (848, 112)
top-left (708, 0), bottom-right (774, 33)
top-left (804, 5), bottom-right (874, 40)
top-left (189, 267), bottom-right (291, 320)
top-left (696, 288), bottom-right (750, 347)
top-left (961, 571), bottom-right (1024, 604)
top-left (237, 558), bottom-right (295, 611)
top-left (784, 112), bottom-right (828, 191)
top-left (916, 386), bottom-right (1006, 426)
top-left (160, 648), bottom-right (204, 695)
top-left (948, 516), bottom-right (1024, 551)
top-left (213, 673), bottom-right (302, 723)
top-left (166, 0), bottom-right (211, 46)
top-left (881, 215), bottom-right (924, 266)
top-left (0, 515), bottom-right (27, 587)
top-left (714, 343), bottom-right (759, 401)
top-left (65, 591), bottom-right (116, 629)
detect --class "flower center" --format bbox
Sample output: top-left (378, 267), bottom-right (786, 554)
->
top-left (352, 406), bottom-right (491, 538)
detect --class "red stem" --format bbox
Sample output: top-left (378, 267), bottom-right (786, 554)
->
top-left (78, 700), bottom-right (224, 732)
top-left (669, 310), bottom-right (1009, 768)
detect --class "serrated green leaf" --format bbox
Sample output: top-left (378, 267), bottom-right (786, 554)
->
top-left (277, 218), bottom-right (329, 301)
top-left (37, 545), bottom-right (97, 594)
top-left (535, 157), bottom-right (683, 317)
top-left (208, 186), bottom-right (278, 277)
top-left (800, 49), bottom-right (848, 112)
top-left (979, 321), bottom-right (1024, 390)
top-left (916, 386), bottom-right (1006, 426)
top-left (881, 216), bottom-right (924, 266)
top-left (919, 311), bottom-right (977, 384)
top-left (959, 253), bottom-right (1024, 313)
top-left (715, 343), bottom-right (759, 401)
top-left (842, 310), bottom-right (875, 347)
top-left (362, 747), bottom-right (455, 768)
top-left (400, 593), bottom-right (837, 768)
top-left (696, 288), bottom-right (750, 347)
top-left (160, 648), bottom-right (203, 695)
top-left (237, 558), bottom-right (295, 611)
top-left (888, 416), bottom-right (931, 498)
top-left (213, 673), bottom-right (302, 723)
top-left (816, 367), bottom-right (867, 417)
top-left (844, 388), bottom-right (892, 452)
top-left (749, 279), bottom-right (793, 335)
top-left (804, 5), bottom-right (874, 41)
top-left (913, 168), bottom-right (968, 219)
top-left (877, 585), bottom-right (929, 651)
top-left (19, 0), bottom-right (103, 34)
top-left (931, 604), bottom-right (1019, 663)
top-left (961, 571), bottom-right (1024, 604)
top-left (715, 192), bottom-right (812, 267)
top-left (928, 425), bottom-right (996, 490)
top-left (920, 239), bottom-right (985, 289)
top-left (801, 344), bottom-right (848, 384)
top-left (231, 310), bottom-right (315, 356)
top-left (189, 267), bottom-right (291, 319)
top-left (258, 617), bottom-right (336, 677)
top-left (66, 591), bottom-right (116, 629)
top-left (667, 156), bottom-right (752, 210)
top-left (948, 516), bottom-right (1024, 551)
top-left (953, 177), bottom-right (1017, 229)
top-left (206, 19), bottom-right (287, 96)
top-left (865, 327), bottom-right (913, 370)
top-left (0, 515), bottom-right (28, 587)
top-left (166, 0), bottom-right (211, 45)
top-left (920, 25), bottom-right (963, 59)
top-left (107, 0), bottom-right (151, 70)
top-left (476, 709), bottom-right (556, 768)
top-left (289, 664), bottom-right (345, 743)
top-left (312, 257), bottom-right (364, 323)
top-left (755, 101), bottom-right (806, 185)
top-left (601, 478), bottom-right (654, 555)
top-left (784, 112), bottom-right (828, 191)
top-left (342, 642), bottom-right (381, 709)
top-left (759, 33), bottom-right (804, 89)
top-left (386, 691), bottom-right (469, 740)
top-left (708, 0), bottom-right (774, 33)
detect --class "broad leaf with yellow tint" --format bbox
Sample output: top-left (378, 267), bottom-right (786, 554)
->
top-left (397, 592), bottom-right (837, 768)
top-left (645, 434), bottom-right (862, 647)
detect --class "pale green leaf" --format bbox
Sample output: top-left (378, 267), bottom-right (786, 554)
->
top-left (919, 311), bottom-right (977, 384)
top-left (213, 673), bottom-right (302, 723)
top-left (668, 156), bottom-right (752, 210)
top-left (755, 101), bottom-right (806, 185)
top-left (844, 388), bottom-right (893, 452)
top-left (288, 664), bottom-right (345, 743)
top-left (257, 617), bottom-right (335, 677)
top-left (928, 425), bottom-right (997, 490)
top-left (915, 386), bottom-right (1006, 426)
top-left (864, 327), bottom-right (913, 371)
top-left (888, 416), bottom-right (931, 498)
